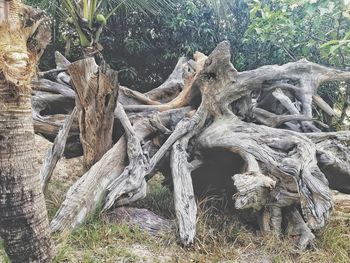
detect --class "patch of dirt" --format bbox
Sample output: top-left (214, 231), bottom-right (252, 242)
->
top-left (128, 245), bottom-right (172, 263)
top-left (236, 252), bottom-right (272, 263)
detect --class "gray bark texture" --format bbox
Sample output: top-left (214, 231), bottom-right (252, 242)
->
top-left (33, 42), bottom-right (350, 249)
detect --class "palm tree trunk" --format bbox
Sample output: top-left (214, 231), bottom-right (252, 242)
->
top-left (0, 76), bottom-right (55, 262)
top-left (0, 1), bottom-right (54, 262)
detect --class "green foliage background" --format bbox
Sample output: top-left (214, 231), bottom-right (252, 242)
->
top-left (27, 0), bottom-right (350, 116)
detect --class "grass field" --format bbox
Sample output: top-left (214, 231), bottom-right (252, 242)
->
top-left (1, 175), bottom-right (350, 263)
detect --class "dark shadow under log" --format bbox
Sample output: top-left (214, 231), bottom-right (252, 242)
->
top-left (191, 148), bottom-right (244, 199)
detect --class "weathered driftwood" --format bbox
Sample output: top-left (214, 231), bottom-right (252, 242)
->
top-left (33, 113), bottom-right (79, 137)
top-left (103, 54), bottom-right (206, 213)
top-left (32, 79), bottom-right (75, 99)
top-left (40, 106), bottom-right (78, 191)
top-left (50, 107), bottom-right (190, 232)
top-left (50, 41), bottom-right (350, 249)
top-left (50, 135), bottom-right (127, 231)
top-left (32, 91), bottom-right (75, 116)
top-left (197, 117), bottom-right (332, 247)
top-left (31, 53), bottom-right (189, 143)
top-left (103, 103), bottom-right (148, 210)
top-left (50, 56), bottom-right (194, 231)
top-left (103, 207), bottom-right (173, 236)
top-left (306, 131), bottom-right (350, 193)
top-left (123, 53), bottom-right (204, 113)
top-left (312, 95), bottom-right (339, 118)
top-left (68, 59), bottom-right (119, 169)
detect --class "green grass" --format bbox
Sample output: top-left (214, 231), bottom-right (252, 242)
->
top-left (137, 173), bottom-right (175, 219)
top-left (0, 240), bottom-right (10, 263)
top-left (51, 222), bottom-right (148, 262)
top-left (45, 179), bottom-right (69, 220)
top-left (1, 175), bottom-right (350, 263)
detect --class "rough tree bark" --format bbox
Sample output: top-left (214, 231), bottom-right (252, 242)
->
top-left (0, 1), bottom-right (54, 262)
top-left (68, 59), bottom-right (119, 170)
top-left (45, 42), bottom-right (350, 249)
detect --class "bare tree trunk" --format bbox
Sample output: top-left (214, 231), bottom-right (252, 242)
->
top-left (68, 59), bottom-right (119, 170)
top-left (0, 1), bottom-right (54, 262)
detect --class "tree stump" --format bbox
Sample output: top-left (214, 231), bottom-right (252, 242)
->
top-left (68, 59), bottom-right (119, 170)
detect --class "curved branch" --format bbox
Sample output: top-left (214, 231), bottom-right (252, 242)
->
top-left (313, 95), bottom-right (339, 117)
top-left (124, 52), bottom-right (207, 113)
top-left (103, 103), bottom-right (148, 211)
top-left (120, 86), bottom-right (161, 105)
top-left (251, 107), bottom-right (310, 127)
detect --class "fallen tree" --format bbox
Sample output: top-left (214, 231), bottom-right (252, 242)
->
top-left (34, 42), bottom-right (350, 249)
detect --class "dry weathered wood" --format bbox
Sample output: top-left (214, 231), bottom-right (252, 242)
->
top-left (31, 91), bottom-right (75, 115)
top-left (103, 103), bottom-right (148, 210)
top-left (285, 207), bottom-right (315, 250)
top-left (102, 56), bottom-right (208, 211)
top-left (51, 136), bottom-right (127, 232)
top-left (32, 78), bottom-right (75, 99)
top-left (51, 107), bottom-right (190, 232)
top-left (31, 56), bottom-right (190, 142)
top-left (339, 84), bottom-right (350, 124)
top-left (123, 56), bottom-right (202, 112)
top-left (272, 88), bottom-right (300, 115)
top-left (120, 86), bottom-right (161, 105)
top-left (55, 51), bottom-right (71, 69)
top-left (53, 58), bottom-right (197, 225)
top-left (171, 140), bottom-right (197, 246)
top-left (306, 131), bottom-right (350, 193)
top-left (233, 171), bottom-right (276, 210)
top-left (165, 42), bottom-right (349, 245)
top-left (197, 117), bottom-right (332, 230)
top-left (312, 95), bottom-right (338, 117)
top-left (68, 59), bottom-right (119, 169)
top-left (51, 41), bottom-right (350, 249)
top-left (38, 68), bottom-right (67, 78)
top-left (33, 113), bottom-right (79, 136)
top-left (251, 107), bottom-right (310, 127)
top-left (40, 106), bottom-right (78, 190)
top-left (118, 58), bottom-right (190, 107)
top-left (103, 207), bottom-right (173, 236)
top-left (168, 106), bottom-right (208, 245)
top-left (145, 57), bottom-right (193, 103)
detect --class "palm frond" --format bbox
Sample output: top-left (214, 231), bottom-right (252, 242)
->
top-left (107, 0), bottom-right (174, 18)
top-left (204, 0), bottom-right (237, 19)
top-left (60, 0), bottom-right (174, 48)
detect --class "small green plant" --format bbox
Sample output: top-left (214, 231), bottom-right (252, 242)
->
top-left (137, 174), bottom-right (175, 219)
